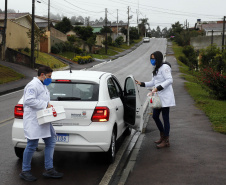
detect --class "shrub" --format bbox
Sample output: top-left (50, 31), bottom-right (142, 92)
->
top-left (178, 56), bottom-right (189, 65)
top-left (72, 55), bottom-right (93, 64)
top-left (24, 47), bottom-right (30, 53)
top-left (115, 36), bottom-right (124, 47)
top-left (51, 45), bottom-right (60, 54)
top-left (197, 67), bottom-right (226, 100)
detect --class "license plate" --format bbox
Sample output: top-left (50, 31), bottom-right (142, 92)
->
top-left (56, 133), bottom-right (69, 143)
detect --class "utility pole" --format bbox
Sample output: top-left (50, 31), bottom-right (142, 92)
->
top-left (127, 6), bottom-right (130, 46)
top-left (105, 8), bottom-right (108, 55)
top-left (137, 0), bottom-right (139, 35)
top-left (222, 16), bottom-right (225, 51)
top-left (1, 0), bottom-right (7, 61)
top-left (117, 9), bottom-right (118, 37)
top-left (211, 30), bottom-right (214, 47)
top-left (137, 9), bottom-right (139, 35)
top-left (31, 0), bottom-right (35, 68)
top-left (48, 0), bottom-right (50, 31)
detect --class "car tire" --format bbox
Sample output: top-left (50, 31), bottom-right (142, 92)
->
top-left (106, 129), bottom-right (116, 164)
top-left (14, 147), bottom-right (24, 159)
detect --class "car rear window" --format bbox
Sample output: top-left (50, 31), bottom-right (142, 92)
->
top-left (47, 82), bottom-right (99, 101)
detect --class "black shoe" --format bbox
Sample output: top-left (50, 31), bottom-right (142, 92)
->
top-left (19, 171), bottom-right (37, 182)
top-left (43, 168), bottom-right (63, 178)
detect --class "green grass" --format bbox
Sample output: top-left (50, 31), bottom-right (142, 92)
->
top-left (21, 51), bottom-right (67, 69)
top-left (59, 52), bottom-right (76, 60)
top-left (91, 54), bottom-right (109, 59)
top-left (0, 64), bottom-right (24, 84)
top-left (172, 42), bottom-right (226, 134)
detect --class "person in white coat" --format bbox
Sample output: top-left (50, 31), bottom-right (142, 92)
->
top-left (136, 51), bottom-right (175, 149)
top-left (19, 66), bottom-right (63, 182)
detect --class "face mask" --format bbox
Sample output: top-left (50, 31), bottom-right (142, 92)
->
top-left (150, 59), bottom-right (156, 66)
top-left (43, 75), bottom-right (52, 86)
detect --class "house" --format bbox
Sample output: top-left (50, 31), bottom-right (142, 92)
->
top-left (91, 23), bottom-right (127, 46)
top-left (0, 13), bottom-right (39, 49)
top-left (35, 15), bottom-right (60, 28)
top-left (195, 19), bottom-right (225, 36)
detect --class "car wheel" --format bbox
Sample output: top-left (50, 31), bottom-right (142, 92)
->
top-left (106, 129), bottom-right (116, 164)
top-left (14, 147), bottom-right (24, 159)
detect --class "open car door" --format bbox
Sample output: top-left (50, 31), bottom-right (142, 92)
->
top-left (123, 75), bottom-right (142, 131)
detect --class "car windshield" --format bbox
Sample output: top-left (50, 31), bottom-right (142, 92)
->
top-left (47, 82), bottom-right (99, 101)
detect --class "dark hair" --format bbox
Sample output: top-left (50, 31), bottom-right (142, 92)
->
top-left (38, 66), bottom-right (53, 76)
top-left (151, 51), bottom-right (163, 76)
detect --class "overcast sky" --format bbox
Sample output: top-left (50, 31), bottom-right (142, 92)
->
top-left (0, 0), bottom-right (226, 29)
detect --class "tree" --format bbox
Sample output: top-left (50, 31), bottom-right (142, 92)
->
top-left (27, 29), bottom-right (46, 58)
top-left (70, 16), bottom-right (76, 25)
top-left (55, 17), bottom-right (72, 34)
top-left (100, 26), bottom-right (112, 34)
top-left (129, 27), bottom-right (139, 40)
top-left (171, 21), bottom-right (184, 36)
top-left (162, 27), bottom-right (169, 38)
top-left (86, 35), bottom-right (96, 53)
top-left (139, 18), bottom-right (149, 36)
top-left (73, 26), bottom-right (94, 41)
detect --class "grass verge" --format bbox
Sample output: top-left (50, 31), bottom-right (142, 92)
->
top-left (172, 42), bottom-right (226, 134)
top-left (0, 64), bottom-right (24, 84)
top-left (21, 51), bottom-right (67, 69)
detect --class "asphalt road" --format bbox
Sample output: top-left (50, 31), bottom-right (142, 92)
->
top-left (0, 38), bottom-right (167, 185)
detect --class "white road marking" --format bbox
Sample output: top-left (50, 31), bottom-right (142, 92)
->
top-left (0, 89), bottom-right (23, 97)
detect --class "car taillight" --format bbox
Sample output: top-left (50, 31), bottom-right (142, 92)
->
top-left (91, 107), bottom-right (110, 122)
top-left (55, 80), bottom-right (71, 82)
top-left (14, 104), bottom-right (23, 119)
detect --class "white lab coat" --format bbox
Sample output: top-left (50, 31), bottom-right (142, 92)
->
top-left (145, 64), bottom-right (176, 107)
top-left (23, 77), bottom-right (55, 139)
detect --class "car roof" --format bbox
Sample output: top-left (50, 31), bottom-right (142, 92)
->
top-left (51, 70), bottom-right (111, 83)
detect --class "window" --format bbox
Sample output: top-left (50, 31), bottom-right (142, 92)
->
top-left (47, 82), bottom-right (99, 101)
top-left (107, 78), bottom-right (119, 99)
top-left (112, 77), bottom-right (123, 98)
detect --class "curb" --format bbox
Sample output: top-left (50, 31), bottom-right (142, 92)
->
top-left (99, 98), bottom-right (151, 185)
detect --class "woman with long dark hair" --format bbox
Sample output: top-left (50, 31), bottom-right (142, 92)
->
top-left (136, 51), bottom-right (175, 149)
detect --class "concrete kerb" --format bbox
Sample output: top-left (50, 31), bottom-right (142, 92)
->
top-left (99, 98), bottom-right (151, 185)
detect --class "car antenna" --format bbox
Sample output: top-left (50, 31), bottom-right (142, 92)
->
top-left (69, 64), bottom-right (72, 73)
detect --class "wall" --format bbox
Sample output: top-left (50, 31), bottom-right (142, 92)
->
top-left (14, 16), bottom-right (31, 29)
top-left (5, 48), bottom-right (32, 67)
top-left (6, 20), bottom-right (31, 49)
top-left (190, 35), bottom-right (225, 50)
top-left (50, 27), bottom-right (67, 42)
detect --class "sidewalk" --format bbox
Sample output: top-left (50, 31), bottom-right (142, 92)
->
top-left (124, 43), bottom-right (226, 185)
top-left (0, 40), bottom-right (143, 95)
top-left (0, 60), bottom-right (37, 95)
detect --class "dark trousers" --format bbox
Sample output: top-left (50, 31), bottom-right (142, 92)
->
top-left (152, 107), bottom-right (170, 137)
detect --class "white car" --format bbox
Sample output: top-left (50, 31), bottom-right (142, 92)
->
top-left (143, 37), bottom-right (150, 42)
top-left (12, 70), bottom-right (142, 163)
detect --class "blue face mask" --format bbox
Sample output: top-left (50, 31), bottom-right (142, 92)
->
top-left (150, 59), bottom-right (156, 66)
top-left (43, 76), bottom-right (52, 86)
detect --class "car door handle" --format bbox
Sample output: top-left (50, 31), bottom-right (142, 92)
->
top-left (116, 107), bottom-right (119, 111)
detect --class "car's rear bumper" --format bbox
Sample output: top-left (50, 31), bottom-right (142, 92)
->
top-left (12, 119), bottom-right (113, 152)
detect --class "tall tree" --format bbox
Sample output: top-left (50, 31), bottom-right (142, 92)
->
top-left (139, 18), bottom-right (149, 36)
top-left (55, 17), bottom-right (72, 34)
top-left (70, 16), bottom-right (76, 25)
top-left (171, 21), bottom-right (184, 36)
